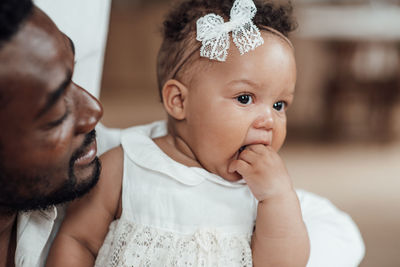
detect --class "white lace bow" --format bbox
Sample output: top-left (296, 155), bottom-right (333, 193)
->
top-left (196, 0), bottom-right (264, 62)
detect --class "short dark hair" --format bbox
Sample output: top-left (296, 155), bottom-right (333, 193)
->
top-left (0, 0), bottom-right (34, 48)
top-left (157, 0), bottom-right (297, 99)
top-left (0, 0), bottom-right (33, 108)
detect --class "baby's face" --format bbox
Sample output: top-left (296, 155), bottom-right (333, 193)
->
top-left (183, 33), bottom-right (296, 182)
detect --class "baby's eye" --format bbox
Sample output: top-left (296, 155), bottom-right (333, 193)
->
top-left (273, 101), bottom-right (286, 111)
top-left (236, 94), bottom-right (253, 105)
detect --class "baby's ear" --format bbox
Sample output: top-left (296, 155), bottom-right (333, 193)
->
top-left (161, 79), bottom-right (188, 120)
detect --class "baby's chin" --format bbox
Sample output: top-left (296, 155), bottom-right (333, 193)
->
top-left (219, 170), bottom-right (243, 183)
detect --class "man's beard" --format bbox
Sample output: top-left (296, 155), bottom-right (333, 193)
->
top-left (0, 130), bottom-right (101, 213)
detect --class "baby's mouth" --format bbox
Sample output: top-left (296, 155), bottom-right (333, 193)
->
top-left (236, 145), bottom-right (247, 159)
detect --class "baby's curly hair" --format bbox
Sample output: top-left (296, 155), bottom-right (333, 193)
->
top-left (156, 0), bottom-right (297, 100)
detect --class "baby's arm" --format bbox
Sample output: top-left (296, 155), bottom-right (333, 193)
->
top-left (229, 145), bottom-right (310, 267)
top-left (45, 146), bottom-right (124, 267)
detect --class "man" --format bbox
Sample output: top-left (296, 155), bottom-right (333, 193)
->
top-left (0, 0), bottom-right (108, 266)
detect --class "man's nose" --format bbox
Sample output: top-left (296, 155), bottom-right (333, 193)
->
top-left (253, 109), bottom-right (274, 130)
top-left (74, 84), bottom-right (103, 135)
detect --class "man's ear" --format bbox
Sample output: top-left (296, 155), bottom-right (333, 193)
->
top-left (161, 79), bottom-right (188, 120)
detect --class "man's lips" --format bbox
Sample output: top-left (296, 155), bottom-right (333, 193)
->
top-left (74, 140), bottom-right (97, 166)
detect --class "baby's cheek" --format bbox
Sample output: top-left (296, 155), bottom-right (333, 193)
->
top-left (272, 124), bottom-right (287, 152)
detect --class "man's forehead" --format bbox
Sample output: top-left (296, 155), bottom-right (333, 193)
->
top-left (0, 6), bottom-right (73, 116)
top-left (1, 6), bottom-right (73, 75)
top-left (0, 29), bottom-right (67, 95)
top-left (5, 12), bottom-right (59, 56)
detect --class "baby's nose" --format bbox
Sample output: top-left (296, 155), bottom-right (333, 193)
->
top-left (253, 111), bottom-right (274, 130)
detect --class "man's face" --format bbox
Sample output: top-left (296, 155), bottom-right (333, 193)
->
top-left (0, 7), bottom-right (103, 212)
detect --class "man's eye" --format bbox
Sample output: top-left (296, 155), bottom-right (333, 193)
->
top-left (273, 101), bottom-right (286, 111)
top-left (236, 95), bottom-right (253, 105)
top-left (46, 110), bottom-right (69, 129)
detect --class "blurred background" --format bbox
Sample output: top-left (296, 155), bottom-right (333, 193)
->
top-left (99, 0), bottom-right (400, 266)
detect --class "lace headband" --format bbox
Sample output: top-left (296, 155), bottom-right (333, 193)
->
top-left (167, 0), bottom-right (294, 81)
top-left (197, 0), bottom-right (263, 62)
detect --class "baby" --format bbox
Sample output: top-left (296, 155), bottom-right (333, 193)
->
top-left (46, 0), bottom-right (363, 266)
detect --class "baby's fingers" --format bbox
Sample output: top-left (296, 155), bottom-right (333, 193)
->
top-left (245, 144), bottom-right (269, 155)
top-left (228, 159), bottom-right (251, 175)
top-left (237, 148), bottom-right (258, 164)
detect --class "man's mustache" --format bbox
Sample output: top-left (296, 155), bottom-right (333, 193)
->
top-left (70, 130), bottom-right (97, 164)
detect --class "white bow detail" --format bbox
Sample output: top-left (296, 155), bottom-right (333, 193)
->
top-left (196, 0), bottom-right (264, 62)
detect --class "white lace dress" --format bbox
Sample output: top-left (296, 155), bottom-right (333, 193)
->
top-left (95, 121), bottom-right (258, 267)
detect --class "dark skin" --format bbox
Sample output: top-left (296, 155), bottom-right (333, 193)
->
top-left (0, 214), bottom-right (16, 267)
top-left (0, 7), bottom-right (103, 266)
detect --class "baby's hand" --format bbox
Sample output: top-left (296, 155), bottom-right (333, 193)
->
top-left (228, 144), bottom-right (293, 201)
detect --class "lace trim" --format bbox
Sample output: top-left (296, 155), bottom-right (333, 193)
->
top-left (95, 220), bottom-right (253, 267)
top-left (196, 0), bottom-right (263, 61)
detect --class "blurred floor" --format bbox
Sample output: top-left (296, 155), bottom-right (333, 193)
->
top-left (100, 2), bottom-right (400, 266)
top-left (282, 143), bottom-right (400, 267)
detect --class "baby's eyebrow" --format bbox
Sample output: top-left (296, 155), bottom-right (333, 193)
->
top-left (286, 90), bottom-right (295, 96)
top-left (281, 90), bottom-right (295, 97)
top-left (226, 79), bottom-right (259, 88)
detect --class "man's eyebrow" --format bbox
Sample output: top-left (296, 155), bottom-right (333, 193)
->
top-left (67, 36), bottom-right (75, 56)
top-left (35, 71), bottom-right (72, 119)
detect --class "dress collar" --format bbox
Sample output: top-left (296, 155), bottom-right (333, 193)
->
top-left (121, 120), bottom-right (246, 188)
